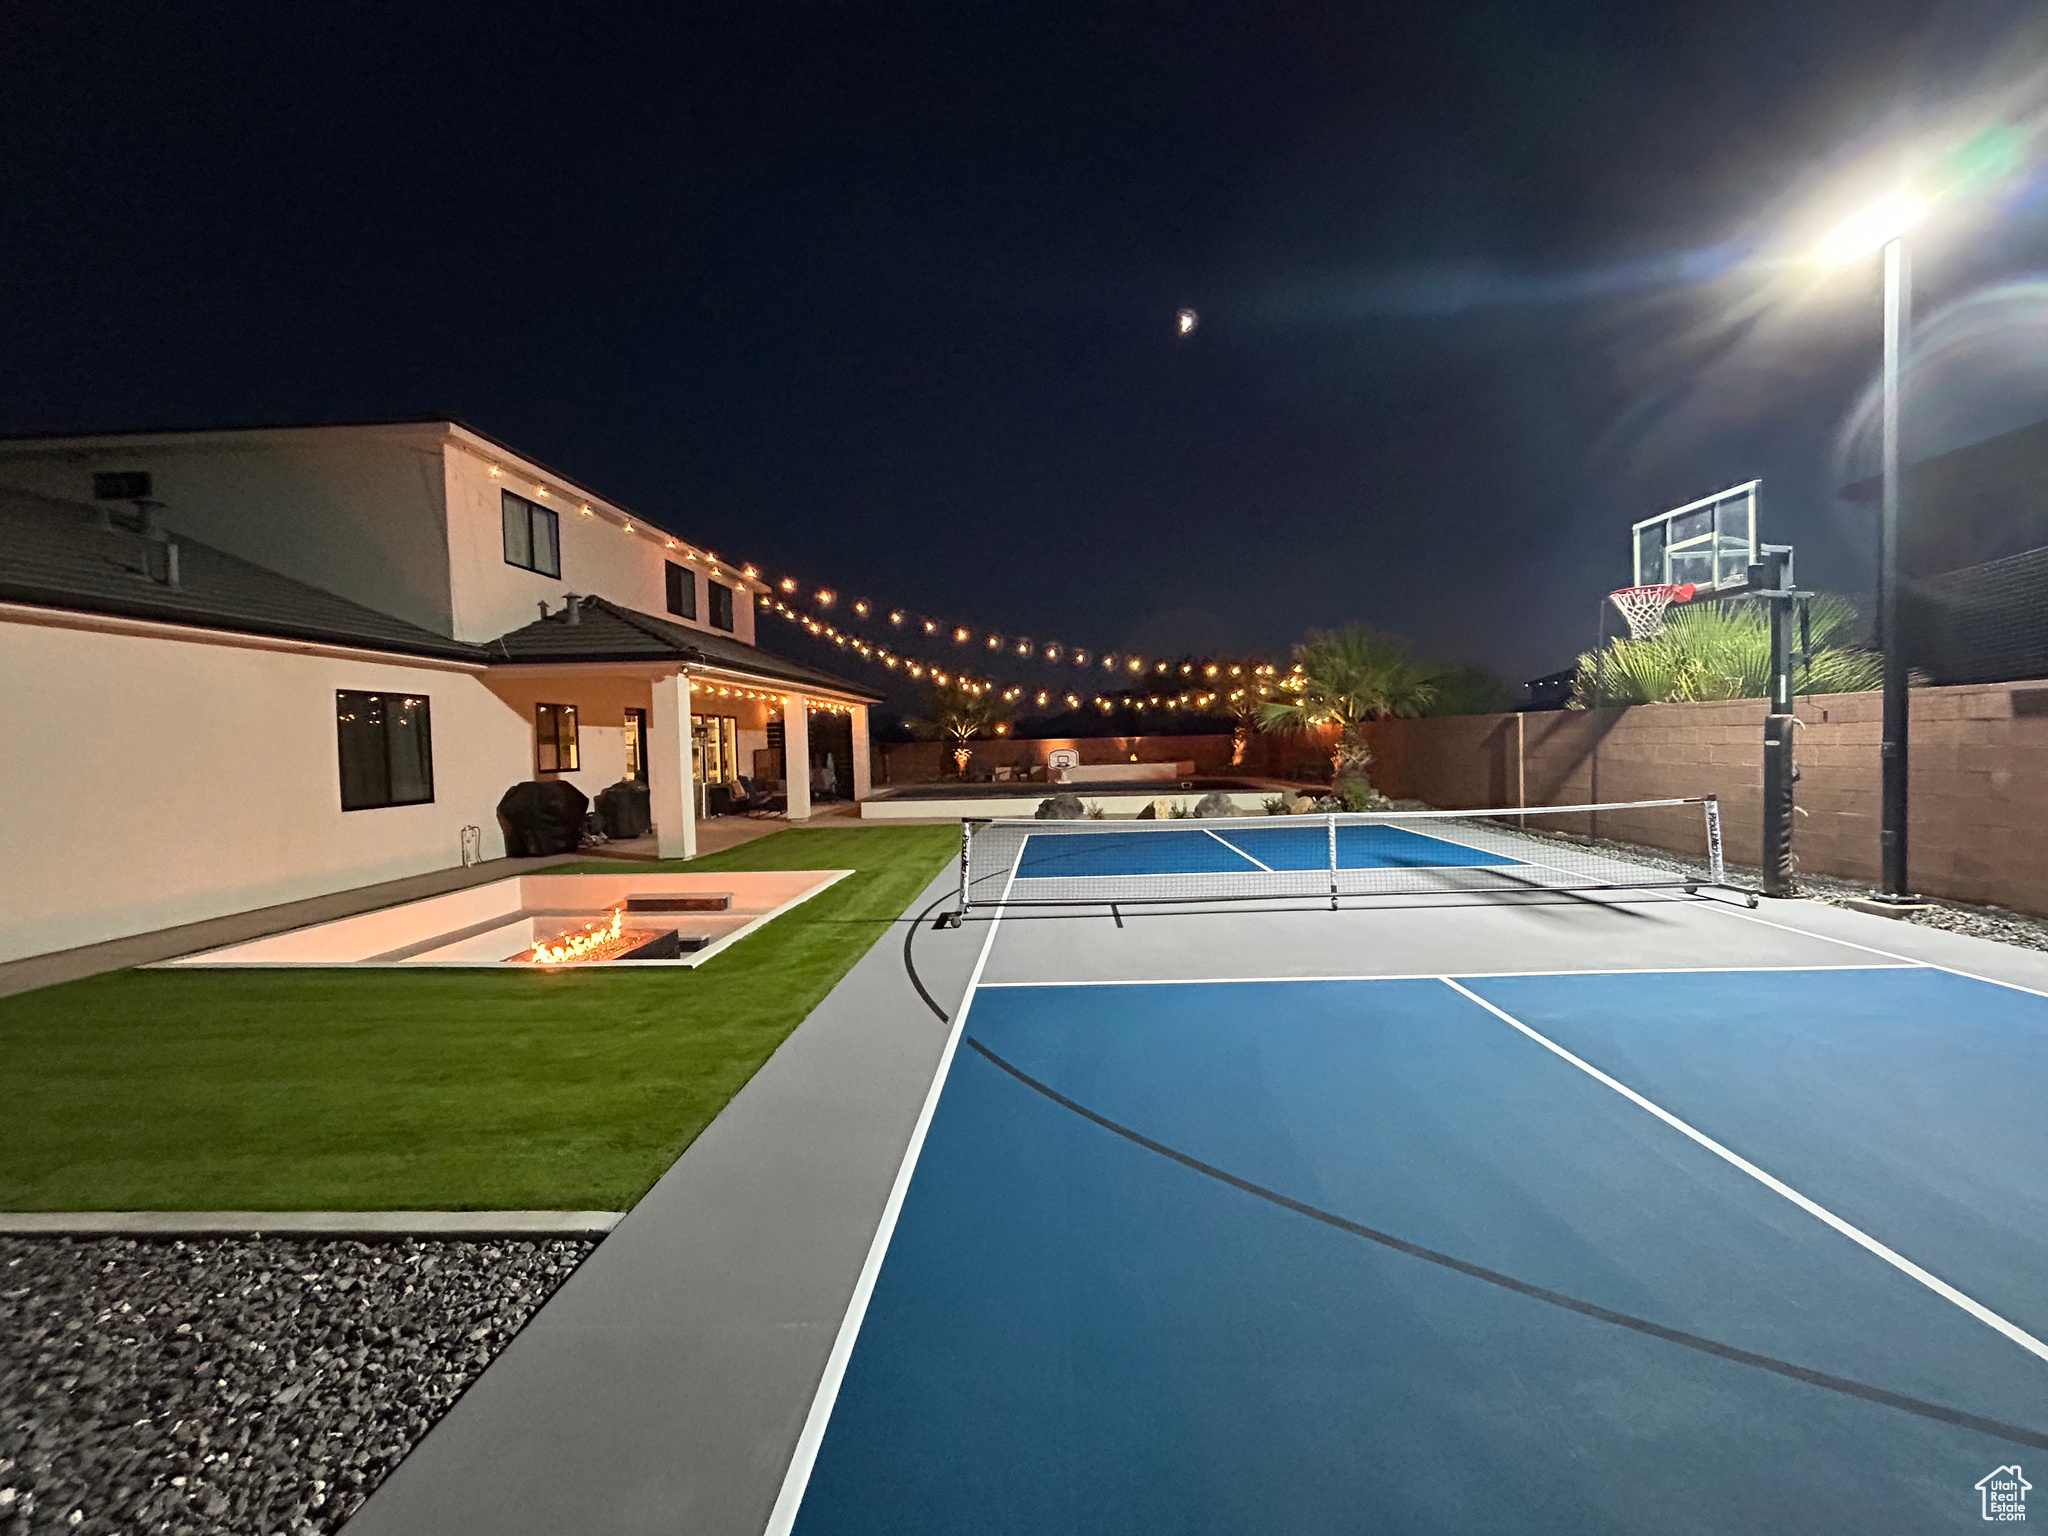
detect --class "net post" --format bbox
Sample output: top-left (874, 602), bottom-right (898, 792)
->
top-left (935, 818), bottom-right (974, 929)
top-left (1327, 813), bottom-right (1339, 910)
top-left (1703, 796), bottom-right (1725, 887)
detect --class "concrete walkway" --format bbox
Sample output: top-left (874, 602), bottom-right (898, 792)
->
top-left (344, 865), bottom-right (984, 1536)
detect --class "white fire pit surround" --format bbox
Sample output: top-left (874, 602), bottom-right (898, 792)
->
top-left (158, 871), bottom-right (852, 970)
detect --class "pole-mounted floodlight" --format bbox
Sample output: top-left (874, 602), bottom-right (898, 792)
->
top-left (1813, 190), bottom-right (1927, 266)
top-left (1814, 188), bottom-right (1924, 903)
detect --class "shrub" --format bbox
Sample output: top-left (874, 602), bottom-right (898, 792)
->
top-left (1337, 777), bottom-right (1389, 813)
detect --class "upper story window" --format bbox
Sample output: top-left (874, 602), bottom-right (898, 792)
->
top-left (502, 490), bottom-right (560, 578)
top-left (708, 578), bottom-right (734, 632)
top-left (535, 702), bottom-right (580, 773)
top-left (336, 691), bottom-right (434, 811)
top-left (666, 560), bottom-right (697, 620)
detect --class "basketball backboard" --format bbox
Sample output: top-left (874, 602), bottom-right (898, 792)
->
top-left (1632, 481), bottom-right (1759, 594)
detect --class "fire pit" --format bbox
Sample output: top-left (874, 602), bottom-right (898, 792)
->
top-left (161, 871), bottom-right (851, 970)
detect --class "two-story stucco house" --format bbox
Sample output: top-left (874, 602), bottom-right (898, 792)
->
top-left (0, 418), bottom-right (879, 965)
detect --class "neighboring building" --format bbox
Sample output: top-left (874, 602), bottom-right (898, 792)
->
top-left (1842, 415), bottom-right (2048, 684)
top-left (0, 420), bottom-right (878, 965)
top-left (1842, 414), bottom-right (2048, 577)
top-left (1518, 668), bottom-right (1576, 711)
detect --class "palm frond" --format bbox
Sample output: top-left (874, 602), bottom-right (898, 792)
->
top-left (1569, 594), bottom-right (1880, 707)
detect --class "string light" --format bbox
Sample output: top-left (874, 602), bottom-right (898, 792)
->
top-left (748, 562), bottom-right (1296, 709)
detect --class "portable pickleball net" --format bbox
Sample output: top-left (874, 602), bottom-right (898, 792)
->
top-left (941, 796), bottom-right (1741, 920)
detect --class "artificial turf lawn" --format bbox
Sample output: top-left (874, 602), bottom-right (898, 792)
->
top-left (0, 825), bottom-right (957, 1212)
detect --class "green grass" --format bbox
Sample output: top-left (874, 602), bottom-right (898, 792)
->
top-left (0, 825), bottom-right (956, 1213)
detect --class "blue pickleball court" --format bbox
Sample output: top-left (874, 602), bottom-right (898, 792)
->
top-left (1011, 821), bottom-right (1521, 879)
top-left (778, 898), bottom-right (2048, 1535)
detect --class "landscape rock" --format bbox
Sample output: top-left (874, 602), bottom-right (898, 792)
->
top-left (1033, 793), bottom-right (1085, 820)
top-left (1190, 792), bottom-right (1239, 818)
top-left (0, 1235), bottom-right (594, 1536)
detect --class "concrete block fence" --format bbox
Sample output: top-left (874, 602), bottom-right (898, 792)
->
top-left (1359, 679), bottom-right (2048, 916)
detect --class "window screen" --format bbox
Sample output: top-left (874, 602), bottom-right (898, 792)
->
top-left (502, 491), bottom-right (561, 578)
top-left (666, 560), bottom-right (697, 619)
top-left (708, 579), bottom-right (734, 632)
top-left (536, 702), bottom-right (580, 773)
top-left (337, 691), bottom-right (435, 811)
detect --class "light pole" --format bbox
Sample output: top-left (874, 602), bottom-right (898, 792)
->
top-left (1876, 234), bottom-right (1914, 901)
top-left (1817, 190), bottom-right (1927, 903)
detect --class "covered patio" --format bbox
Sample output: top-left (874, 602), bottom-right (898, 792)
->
top-left (488, 596), bottom-right (880, 858)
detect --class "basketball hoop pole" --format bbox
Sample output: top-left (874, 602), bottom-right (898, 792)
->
top-left (1753, 549), bottom-right (1802, 898)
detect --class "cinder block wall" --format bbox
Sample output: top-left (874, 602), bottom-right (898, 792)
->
top-left (1361, 679), bottom-right (2048, 915)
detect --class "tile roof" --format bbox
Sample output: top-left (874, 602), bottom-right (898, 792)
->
top-left (487, 596), bottom-right (882, 699)
top-left (0, 488), bottom-right (879, 698)
top-left (0, 488), bottom-right (486, 661)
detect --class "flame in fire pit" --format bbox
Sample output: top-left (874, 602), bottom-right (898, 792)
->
top-left (524, 908), bottom-right (627, 965)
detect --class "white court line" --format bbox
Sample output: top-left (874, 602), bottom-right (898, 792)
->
top-left (763, 857), bottom-right (1021, 1535)
top-left (1439, 976), bottom-right (2048, 1369)
top-left (1688, 897), bottom-right (2048, 1004)
top-left (974, 962), bottom-right (1921, 989)
top-left (1200, 826), bottom-right (1274, 872)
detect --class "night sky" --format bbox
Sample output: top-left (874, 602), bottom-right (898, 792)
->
top-left (8, 2), bottom-right (2048, 696)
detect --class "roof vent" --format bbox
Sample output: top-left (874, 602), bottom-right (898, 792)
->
top-left (137, 500), bottom-right (169, 540)
top-left (93, 470), bottom-right (152, 501)
top-left (562, 594), bottom-right (583, 625)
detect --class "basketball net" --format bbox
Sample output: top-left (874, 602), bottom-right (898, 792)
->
top-left (1608, 582), bottom-right (1695, 639)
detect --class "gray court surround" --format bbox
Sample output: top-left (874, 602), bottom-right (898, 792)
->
top-left (346, 871), bottom-right (2048, 1535)
top-left (343, 868), bottom-right (984, 1536)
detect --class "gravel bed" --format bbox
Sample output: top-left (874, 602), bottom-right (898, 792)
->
top-left (0, 1235), bottom-right (594, 1536)
top-left (1531, 830), bottom-right (2048, 953)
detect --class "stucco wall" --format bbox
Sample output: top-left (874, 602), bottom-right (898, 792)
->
top-left (479, 673), bottom-right (783, 805)
top-left (0, 618), bottom-right (532, 963)
top-left (0, 426), bottom-right (457, 636)
top-left (442, 447), bottom-right (758, 647)
top-left (481, 673), bottom-right (650, 807)
top-left (0, 425), bottom-right (764, 652)
top-left (1360, 680), bottom-right (2048, 915)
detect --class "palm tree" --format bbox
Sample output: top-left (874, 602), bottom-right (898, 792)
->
top-left (1569, 594), bottom-right (1882, 707)
top-left (1258, 625), bottom-right (1436, 805)
top-left (909, 679), bottom-right (1014, 776)
top-left (1416, 664), bottom-right (1510, 717)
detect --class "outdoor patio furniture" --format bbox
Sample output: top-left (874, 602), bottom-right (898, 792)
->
top-left (496, 779), bottom-right (589, 856)
top-left (727, 776), bottom-right (786, 816)
top-left (595, 780), bottom-right (652, 839)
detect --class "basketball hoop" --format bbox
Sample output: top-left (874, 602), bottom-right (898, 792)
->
top-left (1608, 582), bottom-right (1695, 639)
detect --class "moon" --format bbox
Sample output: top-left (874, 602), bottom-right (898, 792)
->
top-left (1176, 308), bottom-right (1199, 336)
